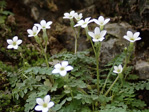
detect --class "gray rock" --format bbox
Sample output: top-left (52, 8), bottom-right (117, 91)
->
top-left (105, 22), bottom-right (134, 39)
top-left (100, 22), bottom-right (134, 64)
top-left (100, 38), bottom-right (128, 65)
top-left (135, 60), bottom-right (149, 79)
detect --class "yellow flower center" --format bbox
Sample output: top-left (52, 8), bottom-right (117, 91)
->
top-left (43, 103), bottom-right (47, 108)
top-left (117, 69), bottom-right (121, 73)
top-left (60, 67), bottom-right (65, 71)
top-left (83, 22), bottom-right (87, 25)
top-left (95, 34), bottom-right (101, 39)
top-left (130, 37), bottom-right (134, 41)
top-left (33, 32), bottom-right (36, 35)
top-left (12, 42), bottom-right (17, 46)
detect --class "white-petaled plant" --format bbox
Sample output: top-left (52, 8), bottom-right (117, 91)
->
top-left (63, 10), bottom-right (77, 19)
top-left (92, 16), bottom-right (110, 27)
top-left (52, 61), bottom-right (73, 76)
top-left (123, 31), bottom-right (141, 43)
top-left (105, 64), bottom-right (123, 96)
top-left (35, 95), bottom-right (54, 112)
top-left (63, 11), bottom-right (82, 54)
top-left (123, 31), bottom-right (141, 74)
top-left (7, 36), bottom-right (22, 49)
top-left (27, 26), bottom-right (41, 37)
top-left (88, 27), bottom-right (107, 42)
top-left (74, 17), bottom-right (92, 28)
top-left (113, 64), bottom-right (123, 74)
top-left (74, 13), bottom-right (83, 21)
top-left (35, 20), bottom-right (52, 31)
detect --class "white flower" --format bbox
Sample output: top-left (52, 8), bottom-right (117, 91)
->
top-left (27, 26), bottom-right (41, 37)
top-left (7, 36), bottom-right (22, 49)
top-left (92, 16), bottom-right (110, 26)
top-left (113, 65), bottom-right (123, 74)
top-left (88, 27), bottom-right (107, 42)
top-left (74, 13), bottom-right (83, 21)
top-left (63, 10), bottom-right (76, 19)
top-left (123, 31), bottom-right (141, 42)
top-left (74, 17), bottom-right (92, 28)
top-left (35, 20), bottom-right (52, 30)
top-left (35, 95), bottom-right (54, 112)
top-left (52, 61), bottom-right (73, 76)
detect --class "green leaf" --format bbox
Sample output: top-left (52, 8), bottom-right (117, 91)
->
top-left (44, 79), bottom-right (52, 87)
top-left (51, 82), bottom-right (58, 92)
top-left (98, 95), bottom-right (111, 104)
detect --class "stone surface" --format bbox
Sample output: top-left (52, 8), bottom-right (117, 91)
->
top-left (135, 60), bottom-right (149, 79)
top-left (105, 22), bottom-right (134, 39)
top-left (100, 22), bottom-right (134, 64)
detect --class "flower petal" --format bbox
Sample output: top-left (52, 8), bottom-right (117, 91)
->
top-left (93, 19), bottom-right (99, 25)
top-left (123, 36), bottom-right (130, 41)
top-left (92, 39), bottom-right (100, 42)
top-left (54, 63), bottom-right (61, 69)
top-left (100, 30), bottom-right (107, 37)
top-left (48, 102), bottom-right (54, 108)
top-left (114, 66), bottom-right (118, 71)
top-left (7, 45), bottom-right (13, 49)
top-left (103, 18), bottom-right (110, 25)
top-left (113, 70), bottom-right (118, 74)
top-left (60, 71), bottom-right (67, 76)
top-left (98, 37), bottom-right (105, 41)
top-left (61, 61), bottom-right (68, 67)
top-left (47, 21), bottom-right (52, 26)
top-left (98, 16), bottom-right (104, 23)
top-left (40, 20), bottom-right (46, 26)
top-left (13, 45), bottom-right (18, 49)
top-left (85, 17), bottom-right (91, 22)
top-left (42, 108), bottom-right (49, 112)
top-left (81, 24), bottom-right (87, 28)
top-left (65, 66), bottom-right (73, 71)
top-left (94, 27), bottom-right (100, 34)
top-left (17, 40), bottom-right (22, 45)
top-left (35, 105), bottom-right (43, 111)
top-left (63, 13), bottom-right (69, 18)
top-left (34, 24), bottom-right (42, 29)
top-left (13, 36), bottom-right (18, 42)
top-left (27, 29), bottom-right (33, 35)
top-left (7, 39), bottom-right (13, 45)
top-left (28, 35), bottom-right (33, 37)
top-left (74, 23), bottom-right (80, 27)
top-left (52, 69), bottom-right (60, 74)
top-left (127, 31), bottom-right (133, 37)
top-left (88, 32), bottom-right (95, 38)
top-left (36, 98), bottom-right (44, 105)
top-left (70, 10), bottom-right (75, 15)
top-left (33, 26), bottom-right (38, 32)
top-left (44, 95), bottom-right (50, 104)
top-left (118, 64), bottom-right (122, 69)
top-left (135, 37), bottom-right (141, 41)
top-left (133, 32), bottom-right (140, 38)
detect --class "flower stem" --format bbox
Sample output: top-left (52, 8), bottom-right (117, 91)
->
top-left (40, 42), bottom-right (49, 67)
top-left (85, 27), bottom-right (96, 56)
top-left (43, 30), bottom-right (49, 67)
top-left (18, 47), bottom-right (25, 67)
top-left (70, 19), bottom-right (78, 54)
top-left (35, 35), bottom-right (49, 67)
top-left (101, 65), bottom-right (114, 94)
top-left (104, 75), bottom-right (119, 96)
top-left (123, 42), bottom-right (134, 76)
top-left (74, 36), bottom-right (78, 54)
top-left (95, 42), bottom-right (101, 94)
